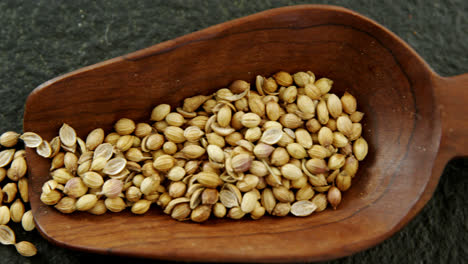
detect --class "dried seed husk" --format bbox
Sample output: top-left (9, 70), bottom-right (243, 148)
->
top-left (55, 197), bottom-right (76, 214)
top-left (169, 203), bottom-right (190, 221)
top-left (113, 118), bottom-right (135, 135)
top-left (131, 199), bottom-right (152, 214)
top-left (316, 99), bottom-right (329, 125)
top-left (0, 131), bottom-right (19, 148)
top-left (350, 111), bottom-right (364, 123)
top-left (167, 166), bottom-right (186, 181)
top-left (41, 190), bottom-right (62, 205)
top-left (333, 132), bottom-right (349, 148)
top-left (236, 139), bottom-right (254, 152)
top-left (49, 153), bottom-right (65, 172)
top-left (82, 171), bottom-right (103, 189)
top-left (189, 187), bottom-right (204, 209)
top-left (90, 156), bottom-right (107, 171)
top-left (93, 143), bottom-right (114, 161)
top-left (327, 170), bottom-right (340, 183)
top-left (297, 95), bottom-right (315, 116)
top-left (341, 92), bottom-right (357, 114)
top-left (151, 104), bottom-right (171, 121)
top-left (102, 157), bottom-right (127, 175)
top-left (181, 145), bottom-right (206, 159)
top-left (279, 113), bottom-right (303, 129)
top-left (280, 86), bottom-right (297, 103)
top-left (260, 188), bottom-right (276, 214)
top-left (315, 78), bottom-right (333, 95)
top-left (162, 141), bottom-right (177, 155)
top-left (303, 83), bottom-right (321, 100)
top-left (295, 128), bottom-right (313, 149)
top-left (125, 186), bottom-right (142, 203)
top-left (236, 174), bottom-right (259, 192)
top-left (273, 71), bottom-right (293, 86)
top-left (291, 175), bottom-right (308, 189)
top-left (10, 199), bottom-right (25, 223)
top-left (116, 135), bottom-right (134, 152)
top-left (213, 202), bottom-right (226, 218)
top-left (353, 137), bottom-right (368, 161)
top-left (20, 132), bottom-right (43, 148)
top-left (304, 158), bottom-right (328, 176)
top-left (266, 101), bottom-right (281, 121)
top-left (21, 210), bottom-right (35, 231)
top-left (140, 176), bottom-right (160, 196)
top-left (240, 191), bottom-right (258, 213)
top-left (281, 163), bottom-right (303, 180)
top-left (328, 186), bottom-right (342, 209)
top-left (0, 149), bottom-right (15, 168)
top-left (305, 119), bottom-right (321, 134)
top-left (251, 202), bottom-right (266, 220)
top-left (318, 126), bottom-right (333, 147)
top-left (328, 153), bottom-right (346, 170)
top-left (310, 193), bottom-right (327, 212)
top-left (75, 194), bottom-right (98, 211)
top-left (168, 181), bottom-right (186, 198)
top-left (336, 171), bottom-right (352, 191)
top-left (295, 184), bottom-right (315, 200)
top-left (270, 147), bottom-right (289, 167)
top-left (164, 197), bottom-right (190, 215)
top-left (286, 143), bottom-right (307, 159)
top-left (291, 200), bottom-right (317, 216)
top-left (15, 241), bottom-right (37, 257)
top-left (260, 128), bottom-right (282, 145)
top-left (217, 105), bottom-right (232, 128)
top-left (34, 139), bottom-right (52, 158)
top-left (207, 145), bottom-right (224, 164)
top-left (63, 177), bottom-right (88, 198)
top-left (227, 206), bottom-right (245, 219)
top-left (293, 72), bottom-right (310, 87)
top-left (306, 145), bottom-right (326, 159)
top-left (0, 225), bottom-right (15, 245)
top-left (0, 168), bottom-right (6, 183)
top-left (327, 94), bottom-right (343, 119)
top-left (153, 154), bottom-right (175, 172)
top-left (85, 128), bottom-right (104, 151)
top-left (336, 116), bottom-right (352, 138)
top-left (85, 199), bottom-right (106, 215)
top-left (101, 179), bottom-right (124, 198)
top-left (14, 150), bottom-right (26, 159)
top-left (3, 183), bottom-right (17, 203)
top-left (253, 143), bottom-right (274, 159)
top-left (59, 123), bottom-right (77, 147)
top-left (249, 160), bottom-right (268, 177)
top-left (349, 123), bottom-right (362, 141)
top-left (46, 136), bottom-right (60, 158)
top-left (273, 186), bottom-right (294, 203)
top-left (104, 197), bottom-right (126, 212)
top-left (63, 152), bottom-right (78, 174)
top-left (248, 93), bottom-right (266, 117)
top-left (164, 126), bottom-right (186, 143)
top-left (165, 112), bottom-right (185, 127)
top-left (183, 95), bottom-right (210, 112)
top-left (196, 172), bottom-right (223, 188)
top-left (343, 156), bottom-right (359, 177)
top-left (0, 206), bottom-right (10, 225)
top-left (191, 204), bottom-right (211, 222)
top-left (231, 153), bottom-right (252, 173)
top-left (7, 157), bottom-right (27, 181)
top-left (272, 202), bottom-right (291, 216)
top-left (326, 119), bottom-right (337, 131)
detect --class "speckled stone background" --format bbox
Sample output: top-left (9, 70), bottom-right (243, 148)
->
top-left (0, 0), bottom-right (466, 263)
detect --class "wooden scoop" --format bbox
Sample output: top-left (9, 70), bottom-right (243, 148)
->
top-left (23, 5), bottom-right (467, 262)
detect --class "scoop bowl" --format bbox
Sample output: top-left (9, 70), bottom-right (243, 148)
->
top-left (23, 5), bottom-right (468, 262)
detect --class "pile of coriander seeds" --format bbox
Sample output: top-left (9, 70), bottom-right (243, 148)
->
top-left (0, 131), bottom-right (37, 257)
top-left (31, 70), bottom-right (368, 223)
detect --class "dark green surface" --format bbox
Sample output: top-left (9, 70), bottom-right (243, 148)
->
top-left (0, 0), bottom-right (466, 263)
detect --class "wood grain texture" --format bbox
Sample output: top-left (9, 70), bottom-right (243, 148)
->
top-left (22, 5), bottom-right (466, 262)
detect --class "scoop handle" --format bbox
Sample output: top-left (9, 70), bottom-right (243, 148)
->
top-left (434, 73), bottom-right (468, 159)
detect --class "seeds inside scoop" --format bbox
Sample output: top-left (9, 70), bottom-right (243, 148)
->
top-left (25, 70), bottom-right (368, 226)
